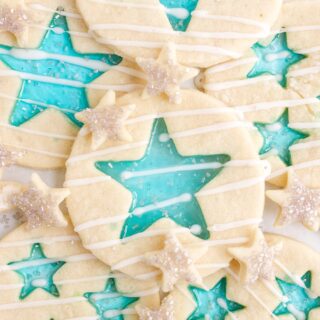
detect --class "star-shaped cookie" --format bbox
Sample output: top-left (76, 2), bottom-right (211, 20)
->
top-left (267, 170), bottom-right (320, 231)
top-left (0, 145), bottom-right (23, 167)
top-left (10, 173), bottom-right (70, 229)
top-left (228, 229), bottom-right (282, 284)
top-left (76, 90), bottom-right (135, 150)
top-left (144, 233), bottom-right (206, 292)
top-left (136, 296), bottom-right (174, 320)
top-left (0, 0), bottom-right (31, 46)
top-left (136, 43), bottom-right (199, 104)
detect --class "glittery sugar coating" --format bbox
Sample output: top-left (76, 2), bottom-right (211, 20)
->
top-left (0, 4), bottom-right (29, 36)
top-left (136, 43), bottom-right (199, 104)
top-left (247, 240), bottom-right (282, 284)
top-left (267, 170), bottom-right (320, 231)
top-left (76, 91), bottom-right (135, 150)
top-left (11, 187), bottom-right (54, 229)
top-left (282, 176), bottom-right (320, 228)
top-left (0, 145), bottom-right (23, 167)
top-left (9, 173), bottom-right (69, 229)
top-left (145, 234), bottom-right (203, 292)
top-left (136, 296), bottom-right (174, 320)
top-left (229, 229), bottom-right (282, 284)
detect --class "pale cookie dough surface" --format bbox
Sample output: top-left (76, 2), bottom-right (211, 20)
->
top-left (169, 233), bottom-right (320, 319)
top-left (0, 0), bottom-right (138, 169)
top-left (76, 0), bottom-right (282, 68)
top-left (0, 222), bottom-right (159, 320)
top-left (203, 0), bottom-right (320, 187)
top-left (66, 89), bottom-right (266, 281)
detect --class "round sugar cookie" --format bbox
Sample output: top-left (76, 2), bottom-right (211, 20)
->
top-left (65, 89), bottom-right (267, 281)
top-left (0, 0), bottom-right (139, 169)
top-left (0, 222), bottom-right (159, 320)
top-left (76, 0), bottom-right (283, 68)
top-left (203, 0), bottom-right (320, 187)
top-left (168, 232), bottom-right (320, 319)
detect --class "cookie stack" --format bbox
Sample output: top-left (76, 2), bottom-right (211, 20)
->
top-left (0, 0), bottom-right (319, 319)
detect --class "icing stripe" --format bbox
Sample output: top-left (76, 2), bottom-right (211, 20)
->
top-left (290, 139), bottom-right (320, 151)
top-left (111, 255), bottom-right (144, 271)
top-left (197, 175), bottom-right (266, 197)
top-left (0, 121), bottom-right (76, 141)
top-left (65, 159), bottom-right (267, 188)
top-left (206, 57), bottom-right (257, 75)
top-left (205, 237), bottom-right (248, 247)
top-left (0, 235), bottom-right (80, 248)
top-left (8, 144), bottom-right (69, 159)
top-left (90, 23), bottom-right (268, 39)
top-left (28, 3), bottom-right (82, 19)
top-left (95, 38), bottom-right (242, 58)
top-left (290, 122), bottom-right (320, 129)
top-left (209, 218), bottom-right (262, 232)
top-left (268, 159), bottom-right (320, 179)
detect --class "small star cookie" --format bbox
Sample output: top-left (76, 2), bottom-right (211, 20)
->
top-left (136, 43), bottom-right (199, 104)
top-left (10, 173), bottom-right (70, 229)
top-left (228, 229), bottom-right (282, 284)
top-left (76, 91), bottom-right (135, 150)
top-left (136, 296), bottom-right (174, 320)
top-left (144, 233), bottom-right (206, 292)
top-left (267, 170), bottom-right (320, 231)
top-left (0, 0), bottom-right (31, 47)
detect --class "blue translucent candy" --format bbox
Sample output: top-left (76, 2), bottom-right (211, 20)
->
top-left (188, 277), bottom-right (245, 319)
top-left (247, 33), bottom-right (306, 87)
top-left (273, 271), bottom-right (320, 319)
top-left (254, 109), bottom-right (309, 166)
top-left (8, 243), bottom-right (65, 299)
top-left (0, 11), bottom-right (121, 127)
top-left (84, 278), bottom-right (138, 320)
top-left (96, 118), bottom-right (230, 240)
top-left (160, 0), bottom-right (199, 31)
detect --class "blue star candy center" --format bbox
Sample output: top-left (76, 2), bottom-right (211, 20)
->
top-left (188, 277), bottom-right (245, 319)
top-left (247, 32), bottom-right (306, 87)
top-left (273, 271), bottom-right (320, 319)
top-left (0, 9), bottom-right (122, 127)
top-left (160, 0), bottom-right (199, 31)
top-left (96, 118), bottom-right (230, 240)
top-left (84, 278), bottom-right (139, 320)
top-left (8, 243), bottom-right (65, 300)
top-left (254, 109), bottom-right (309, 166)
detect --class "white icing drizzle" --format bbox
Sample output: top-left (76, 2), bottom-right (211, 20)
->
top-left (64, 176), bottom-right (111, 187)
top-left (134, 271), bottom-right (161, 281)
top-left (209, 218), bottom-right (262, 232)
top-left (93, 287), bottom-right (159, 300)
top-left (0, 121), bottom-right (76, 141)
top-left (197, 175), bottom-right (266, 197)
top-left (0, 235), bottom-right (80, 248)
top-left (196, 263), bottom-right (230, 269)
top-left (226, 268), bottom-right (279, 319)
top-left (217, 298), bottom-right (238, 320)
top-left (111, 255), bottom-right (144, 271)
top-left (290, 139), bottom-right (320, 151)
top-left (9, 144), bottom-right (69, 159)
top-left (90, 23), bottom-right (268, 40)
top-left (0, 70), bottom-right (141, 92)
top-left (204, 237), bottom-right (248, 247)
top-left (206, 57), bottom-right (257, 75)
top-left (261, 279), bottom-right (288, 303)
top-left (290, 122), bottom-right (320, 130)
top-left (103, 309), bottom-right (136, 318)
top-left (95, 38), bottom-right (242, 58)
top-left (268, 159), bottom-right (320, 179)
top-left (234, 97), bottom-right (319, 114)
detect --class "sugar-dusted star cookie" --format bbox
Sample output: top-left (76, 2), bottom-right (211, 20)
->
top-left (136, 296), bottom-right (174, 320)
top-left (136, 43), bottom-right (198, 104)
top-left (76, 90), bottom-right (135, 150)
top-left (145, 234), bottom-right (206, 292)
top-left (228, 229), bottom-right (282, 284)
top-left (169, 234), bottom-right (320, 319)
top-left (0, 0), bottom-right (30, 47)
top-left (267, 170), bottom-right (320, 231)
top-left (10, 173), bottom-right (70, 229)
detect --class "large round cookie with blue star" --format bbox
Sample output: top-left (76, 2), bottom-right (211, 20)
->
top-left (65, 88), bottom-right (267, 282)
top-left (0, 0), bottom-right (138, 169)
top-left (0, 221), bottom-right (159, 320)
top-left (76, 0), bottom-right (282, 68)
top-left (168, 231), bottom-right (320, 319)
top-left (203, 0), bottom-right (320, 187)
